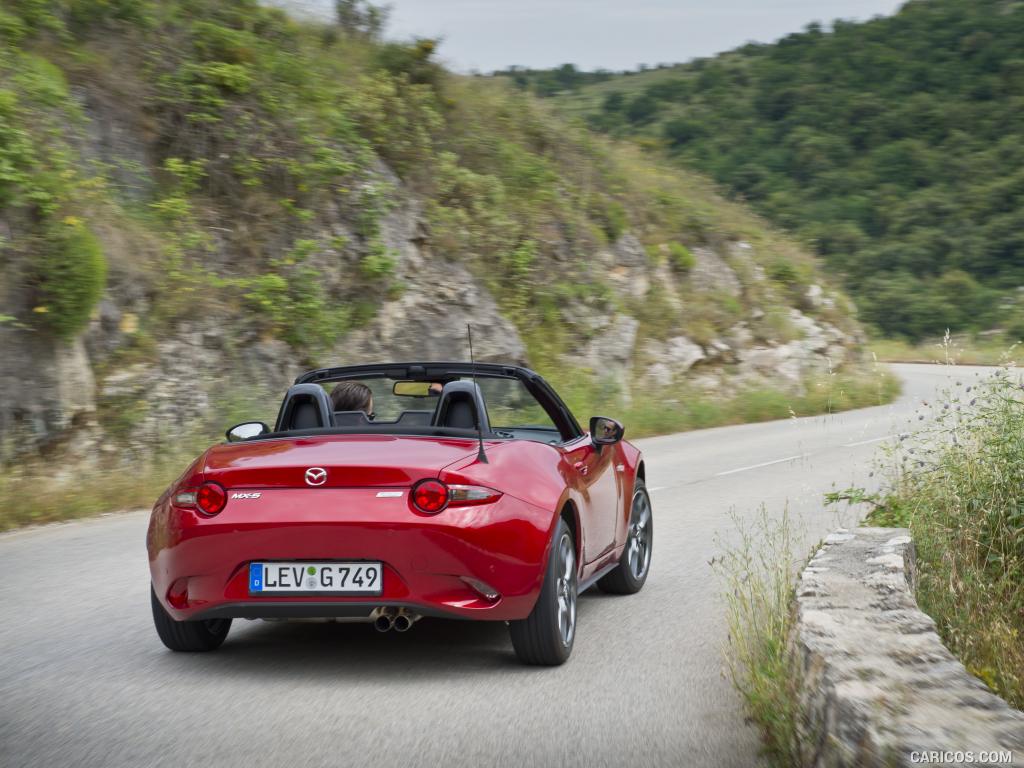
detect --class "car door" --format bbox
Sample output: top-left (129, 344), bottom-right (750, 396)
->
top-left (562, 435), bottom-right (620, 563)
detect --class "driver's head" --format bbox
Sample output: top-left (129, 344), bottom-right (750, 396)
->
top-left (331, 381), bottom-right (373, 417)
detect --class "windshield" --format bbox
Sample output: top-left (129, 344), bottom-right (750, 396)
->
top-left (317, 374), bottom-right (562, 441)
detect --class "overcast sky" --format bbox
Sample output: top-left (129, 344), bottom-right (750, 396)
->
top-left (279, 0), bottom-right (906, 72)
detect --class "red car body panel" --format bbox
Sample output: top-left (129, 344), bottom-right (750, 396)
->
top-left (148, 410), bottom-right (644, 625)
top-left (200, 434), bottom-right (493, 488)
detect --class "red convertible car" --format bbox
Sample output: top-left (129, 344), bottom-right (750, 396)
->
top-left (147, 362), bottom-right (653, 665)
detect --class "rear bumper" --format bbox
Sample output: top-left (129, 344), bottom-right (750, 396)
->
top-left (147, 488), bottom-right (555, 623)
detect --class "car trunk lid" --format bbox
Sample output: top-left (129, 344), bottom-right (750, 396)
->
top-left (201, 434), bottom-right (496, 489)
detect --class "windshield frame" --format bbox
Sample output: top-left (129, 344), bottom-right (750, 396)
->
top-left (285, 362), bottom-right (583, 443)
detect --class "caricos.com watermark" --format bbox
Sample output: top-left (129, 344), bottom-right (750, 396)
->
top-left (910, 751), bottom-right (1014, 765)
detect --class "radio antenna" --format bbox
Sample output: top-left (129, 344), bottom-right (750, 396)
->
top-left (467, 324), bottom-right (489, 464)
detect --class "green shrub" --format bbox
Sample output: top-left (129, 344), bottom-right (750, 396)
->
top-left (6, 0), bottom-right (64, 34)
top-left (0, 9), bottom-right (28, 43)
top-left (766, 258), bottom-right (801, 286)
top-left (359, 241), bottom-right (396, 279)
top-left (241, 265), bottom-right (350, 351)
top-left (0, 88), bottom-right (53, 212)
top-left (13, 53), bottom-right (69, 106)
top-left (667, 241), bottom-right (696, 271)
top-left (593, 199), bottom-right (628, 242)
top-left (34, 218), bottom-right (107, 340)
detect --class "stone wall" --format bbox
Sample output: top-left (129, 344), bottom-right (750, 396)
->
top-left (793, 527), bottom-right (1024, 767)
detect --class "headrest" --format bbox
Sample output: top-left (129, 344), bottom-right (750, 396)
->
top-left (275, 383), bottom-right (334, 432)
top-left (432, 380), bottom-right (491, 433)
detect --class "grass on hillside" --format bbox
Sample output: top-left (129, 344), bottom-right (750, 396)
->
top-left (562, 366), bottom-right (900, 440)
top-left (860, 367), bottom-right (1024, 708)
top-left (869, 334), bottom-right (1021, 367)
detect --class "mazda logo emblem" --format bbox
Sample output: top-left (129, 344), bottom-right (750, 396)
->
top-left (304, 467), bottom-right (327, 486)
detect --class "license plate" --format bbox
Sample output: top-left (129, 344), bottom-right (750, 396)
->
top-left (248, 561), bottom-right (382, 595)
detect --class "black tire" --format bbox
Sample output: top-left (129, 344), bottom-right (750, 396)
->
top-left (509, 519), bottom-right (577, 666)
top-left (597, 479), bottom-right (653, 595)
top-left (150, 586), bottom-right (231, 652)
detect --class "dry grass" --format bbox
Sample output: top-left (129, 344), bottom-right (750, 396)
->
top-left (0, 451), bottom-right (188, 532)
top-left (865, 366), bottom-right (1024, 707)
top-left (869, 333), bottom-right (1021, 367)
top-left (555, 364), bottom-right (901, 440)
top-left (715, 506), bottom-right (806, 767)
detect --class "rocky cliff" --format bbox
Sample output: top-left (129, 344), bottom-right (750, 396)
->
top-left (0, 1), bottom-right (864, 471)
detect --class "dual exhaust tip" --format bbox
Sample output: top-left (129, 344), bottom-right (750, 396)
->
top-left (373, 608), bottom-right (420, 633)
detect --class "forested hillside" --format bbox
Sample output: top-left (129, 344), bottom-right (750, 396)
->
top-left (506, 0), bottom-right (1024, 340)
top-left (0, 0), bottom-right (889, 524)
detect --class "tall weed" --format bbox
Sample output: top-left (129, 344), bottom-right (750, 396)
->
top-left (865, 366), bottom-right (1024, 706)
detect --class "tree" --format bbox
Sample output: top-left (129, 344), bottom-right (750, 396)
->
top-left (626, 95), bottom-right (657, 125)
top-left (663, 117), bottom-right (703, 147)
top-left (603, 92), bottom-right (625, 113)
top-left (335, 0), bottom-right (389, 39)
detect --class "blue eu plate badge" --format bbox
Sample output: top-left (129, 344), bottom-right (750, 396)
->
top-left (249, 563), bottom-right (263, 592)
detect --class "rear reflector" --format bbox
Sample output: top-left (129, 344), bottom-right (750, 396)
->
top-left (461, 576), bottom-right (500, 602)
top-left (167, 578), bottom-right (189, 609)
top-left (448, 485), bottom-right (502, 506)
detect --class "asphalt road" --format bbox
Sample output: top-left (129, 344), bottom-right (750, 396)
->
top-left (0, 363), bottom-right (995, 768)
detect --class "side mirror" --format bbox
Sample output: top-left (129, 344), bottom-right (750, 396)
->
top-left (226, 421), bottom-right (270, 442)
top-left (590, 416), bottom-right (624, 449)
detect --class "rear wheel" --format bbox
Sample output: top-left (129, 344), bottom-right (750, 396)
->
top-left (510, 519), bottom-right (577, 666)
top-left (150, 586), bottom-right (231, 652)
top-left (597, 480), bottom-right (653, 595)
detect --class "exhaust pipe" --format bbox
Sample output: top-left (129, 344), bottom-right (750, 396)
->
top-left (393, 609), bottom-right (421, 633)
top-left (371, 607), bottom-right (420, 632)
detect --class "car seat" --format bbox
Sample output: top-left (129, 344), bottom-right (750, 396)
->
top-left (432, 381), bottom-right (491, 432)
top-left (275, 384), bottom-right (334, 432)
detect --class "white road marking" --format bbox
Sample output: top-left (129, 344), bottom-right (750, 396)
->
top-left (842, 435), bottom-right (893, 448)
top-left (647, 486), bottom-right (666, 492)
top-left (715, 454), bottom-right (805, 477)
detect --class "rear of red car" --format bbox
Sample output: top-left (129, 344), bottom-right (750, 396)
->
top-left (147, 434), bottom-right (557, 624)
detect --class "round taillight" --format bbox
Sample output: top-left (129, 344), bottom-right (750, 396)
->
top-left (196, 482), bottom-right (227, 516)
top-left (411, 479), bottom-right (449, 514)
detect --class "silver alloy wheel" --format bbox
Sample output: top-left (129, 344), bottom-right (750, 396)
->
top-left (626, 489), bottom-right (653, 581)
top-left (555, 534), bottom-right (577, 647)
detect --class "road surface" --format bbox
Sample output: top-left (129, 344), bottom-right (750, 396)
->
top-left (0, 364), bottom-right (994, 768)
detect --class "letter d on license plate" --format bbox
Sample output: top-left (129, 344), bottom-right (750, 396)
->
top-left (248, 561), bottom-right (383, 595)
